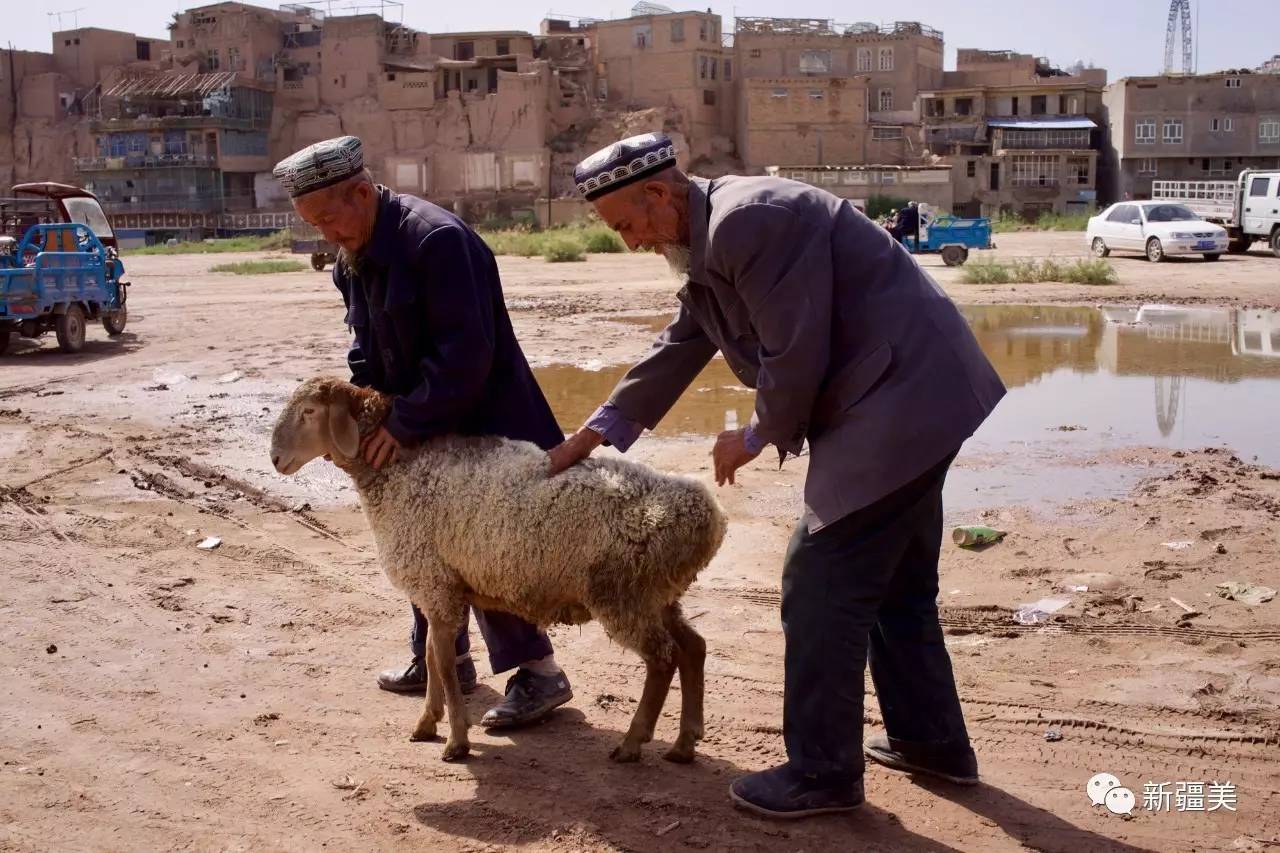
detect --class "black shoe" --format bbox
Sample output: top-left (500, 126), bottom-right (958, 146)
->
top-left (729, 763), bottom-right (863, 820)
top-left (480, 668), bottom-right (572, 729)
top-left (376, 657), bottom-right (477, 695)
top-left (863, 732), bottom-right (979, 785)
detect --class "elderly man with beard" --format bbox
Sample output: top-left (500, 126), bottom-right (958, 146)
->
top-left (273, 136), bottom-right (573, 728)
top-left (547, 133), bottom-right (1007, 819)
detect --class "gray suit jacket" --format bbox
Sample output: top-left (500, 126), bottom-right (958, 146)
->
top-left (607, 176), bottom-right (1006, 532)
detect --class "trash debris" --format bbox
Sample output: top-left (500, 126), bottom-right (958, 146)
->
top-left (196, 537), bottom-right (222, 550)
top-left (1061, 572), bottom-right (1122, 591)
top-left (1215, 543), bottom-right (1228, 555)
top-left (216, 370), bottom-right (243, 384)
top-left (1067, 585), bottom-right (1089, 593)
top-left (152, 368), bottom-right (189, 386)
top-left (332, 776), bottom-right (361, 790)
top-left (45, 644), bottom-right (57, 654)
top-left (1044, 729), bottom-right (1063, 742)
top-left (1169, 597), bottom-right (1201, 618)
top-left (656, 820), bottom-right (682, 837)
top-left (952, 526), bottom-right (1007, 547)
top-left (1014, 596), bottom-right (1071, 625)
top-left (1162, 541), bottom-right (1194, 551)
top-left (1216, 582), bottom-right (1276, 606)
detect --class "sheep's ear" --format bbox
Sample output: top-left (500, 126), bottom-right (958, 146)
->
top-left (326, 398), bottom-right (360, 460)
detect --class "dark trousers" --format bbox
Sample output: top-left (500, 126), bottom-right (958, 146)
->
top-left (410, 604), bottom-right (553, 674)
top-left (781, 451), bottom-right (970, 781)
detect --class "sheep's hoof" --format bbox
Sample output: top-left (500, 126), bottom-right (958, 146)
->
top-left (441, 740), bottom-right (470, 762)
top-left (663, 742), bottom-right (696, 764)
top-left (409, 720), bottom-right (438, 742)
top-left (609, 742), bottom-right (642, 763)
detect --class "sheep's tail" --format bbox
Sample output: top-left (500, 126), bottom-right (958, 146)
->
top-left (625, 476), bottom-right (727, 597)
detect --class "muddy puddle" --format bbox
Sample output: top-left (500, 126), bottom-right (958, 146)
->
top-left (533, 304), bottom-right (1280, 511)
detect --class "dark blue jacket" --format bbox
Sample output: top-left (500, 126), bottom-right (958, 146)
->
top-left (334, 187), bottom-right (563, 450)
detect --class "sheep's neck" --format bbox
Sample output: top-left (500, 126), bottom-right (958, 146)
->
top-left (334, 385), bottom-right (393, 495)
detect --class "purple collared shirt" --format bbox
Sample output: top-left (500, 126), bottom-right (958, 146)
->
top-left (586, 404), bottom-right (765, 455)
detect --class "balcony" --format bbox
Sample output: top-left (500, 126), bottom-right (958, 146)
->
top-left (90, 114), bottom-right (260, 133)
top-left (75, 153), bottom-right (219, 171)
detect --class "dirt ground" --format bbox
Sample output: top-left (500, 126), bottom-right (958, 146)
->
top-left (2, 231), bottom-right (1279, 852)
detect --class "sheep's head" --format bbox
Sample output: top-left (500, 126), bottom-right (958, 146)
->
top-left (271, 377), bottom-right (361, 475)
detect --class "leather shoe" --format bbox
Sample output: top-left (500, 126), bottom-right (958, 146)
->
top-left (864, 732), bottom-right (979, 785)
top-left (376, 656), bottom-right (477, 695)
top-left (729, 763), bottom-right (863, 819)
top-left (480, 668), bottom-right (572, 728)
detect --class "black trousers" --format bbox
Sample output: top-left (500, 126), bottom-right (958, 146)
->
top-left (781, 451), bottom-right (970, 781)
top-left (409, 605), bottom-right (552, 675)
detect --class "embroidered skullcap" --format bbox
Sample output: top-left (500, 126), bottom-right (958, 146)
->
top-left (272, 136), bottom-right (364, 198)
top-left (574, 132), bottom-right (677, 200)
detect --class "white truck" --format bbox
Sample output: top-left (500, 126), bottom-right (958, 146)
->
top-left (1152, 170), bottom-right (1280, 257)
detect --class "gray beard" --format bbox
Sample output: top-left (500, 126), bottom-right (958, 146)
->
top-left (662, 244), bottom-right (692, 280)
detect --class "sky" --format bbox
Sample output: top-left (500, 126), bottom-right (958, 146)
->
top-left (11, 0), bottom-right (1277, 81)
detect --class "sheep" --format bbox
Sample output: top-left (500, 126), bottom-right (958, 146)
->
top-left (270, 376), bottom-right (727, 764)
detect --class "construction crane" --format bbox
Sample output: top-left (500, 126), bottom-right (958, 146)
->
top-left (1164, 0), bottom-right (1194, 75)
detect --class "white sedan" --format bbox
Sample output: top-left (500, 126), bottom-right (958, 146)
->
top-left (1087, 202), bottom-right (1229, 262)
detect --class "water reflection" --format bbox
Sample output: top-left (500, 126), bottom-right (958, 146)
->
top-left (534, 305), bottom-right (1280, 465)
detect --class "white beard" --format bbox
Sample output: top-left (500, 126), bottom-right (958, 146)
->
top-left (662, 244), bottom-right (692, 280)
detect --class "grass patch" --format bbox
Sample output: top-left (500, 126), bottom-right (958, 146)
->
top-left (542, 235), bottom-right (587, 263)
top-left (209, 260), bottom-right (308, 275)
top-left (479, 221), bottom-right (626, 259)
top-left (130, 230), bottom-right (292, 255)
top-left (961, 257), bottom-right (1117, 285)
top-left (990, 212), bottom-right (1092, 233)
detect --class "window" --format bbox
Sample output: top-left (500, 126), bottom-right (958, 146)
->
top-left (1137, 158), bottom-right (1158, 176)
top-left (1210, 117), bottom-right (1233, 132)
top-left (1107, 204), bottom-right (1138, 223)
top-left (1202, 158), bottom-right (1233, 175)
top-left (808, 89), bottom-right (825, 100)
top-left (632, 25), bottom-right (650, 49)
top-left (966, 160), bottom-right (977, 178)
top-left (878, 47), bottom-right (894, 71)
top-left (699, 56), bottom-right (708, 79)
top-left (495, 38), bottom-right (510, 55)
top-left (1135, 120), bottom-right (1156, 144)
top-left (1162, 119), bottom-right (1184, 143)
top-left (723, 59), bottom-right (732, 80)
top-left (207, 49), bottom-right (220, 71)
top-left (1067, 95), bottom-right (1080, 113)
top-left (1031, 95), bottom-right (1047, 115)
top-left (1068, 158), bottom-right (1089, 185)
top-left (1260, 120), bottom-right (1280, 143)
top-left (703, 89), bottom-right (716, 106)
top-left (136, 40), bottom-right (151, 61)
top-left (455, 41), bottom-right (474, 61)
top-left (177, 40), bottom-right (185, 48)
top-left (1226, 77), bottom-right (1242, 88)
top-left (710, 58), bottom-right (716, 80)
top-left (799, 49), bottom-right (831, 74)
top-left (749, 48), bottom-right (761, 58)
top-left (1011, 97), bottom-right (1019, 116)
top-left (1249, 177), bottom-right (1270, 197)
top-left (1211, 118), bottom-right (1219, 131)
top-left (878, 88), bottom-right (894, 111)
top-left (771, 88), bottom-right (788, 99)
top-left (954, 97), bottom-right (973, 116)
top-left (64, 39), bottom-right (71, 47)
top-left (466, 78), bottom-right (478, 92)
top-left (924, 98), bottom-right (943, 118)
top-left (1224, 117), bottom-right (1234, 132)
top-left (1011, 154), bottom-right (1059, 186)
top-left (872, 126), bottom-right (904, 140)
top-left (699, 19), bottom-right (709, 41)
top-left (856, 47), bottom-right (872, 72)
top-left (74, 38), bottom-right (80, 45)
top-left (671, 20), bottom-right (684, 42)
top-left (227, 46), bottom-right (240, 71)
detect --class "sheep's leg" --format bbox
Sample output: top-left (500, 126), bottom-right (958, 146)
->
top-left (663, 605), bottom-right (706, 764)
top-left (610, 625), bottom-right (676, 763)
top-left (427, 614), bottom-right (471, 762)
top-left (409, 623), bottom-right (444, 743)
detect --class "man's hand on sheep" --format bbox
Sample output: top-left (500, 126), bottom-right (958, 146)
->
top-left (546, 427), bottom-right (604, 477)
top-left (712, 428), bottom-right (760, 486)
top-left (361, 425), bottom-right (404, 470)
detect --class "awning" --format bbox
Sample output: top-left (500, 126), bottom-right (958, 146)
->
top-left (103, 71), bottom-right (241, 98)
top-left (986, 118), bottom-right (1097, 129)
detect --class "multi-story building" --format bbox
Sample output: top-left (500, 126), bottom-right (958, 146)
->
top-left (590, 7), bottom-right (733, 162)
top-left (1101, 73), bottom-right (1280, 201)
top-left (734, 18), bottom-right (943, 170)
top-left (53, 27), bottom-right (170, 90)
top-left (74, 70), bottom-right (278, 239)
top-left (765, 164), bottom-right (953, 212)
top-left (921, 50), bottom-right (1107, 218)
